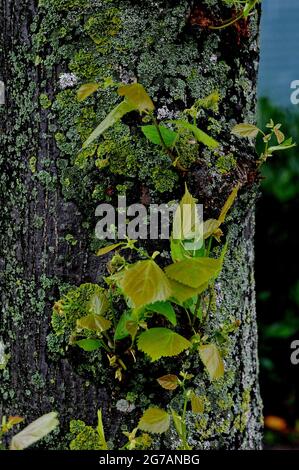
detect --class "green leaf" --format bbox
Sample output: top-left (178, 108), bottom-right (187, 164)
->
top-left (268, 138), bottom-right (296, 154)
top-left (118, 83), bottom-right (154, 113)
top-left (97, 409), bottom-right (108, 450)
top-left (138, 408), bottom-right (170, 434)
top-left (173, 120), bottom-right (219, 149)
top-left (77, 83), bottom-right (100, 102)
top-left (96, 243), bottom-right (123, 256)
top-left (165, 257), bottom-right (222, 289)
top-left (76, 338), bottom-right (102, 352)
top-left (146, 301), bottom-right (177, 326)
top-left (87, 292), bottom-right (109, 316)
top-left (198, 343), bottom-right (224, 380)
top-left (190, 393), bottom-right (204, 414)
top-left (119, 260), bottom-right (172, 309)
top-left (218, 184), bottom-right (240, 224)
top-left (170, 238), bottom-right (188, 262)
top-left (157, 374), bottom-right (179, 390)
top-left (114, 311), bottom-right (132, 340)
top-left (141, 125), bottom-right (178, 148)
top-left (137, 327), bottom-right (191, 361)
top-left (172, 184), bottom-right (201, 243)
top-left (170, 409), bottom-right (183, 437)
top-left (82, 100), bottom-right (135, 148)
top-left (125, 320), bottom-right (139, 341)
top-left (169, 279), bottom-right (209, 303)
top-left (77, 314), bottom-right (111, 332)
top-left (203, 219), bottom-right (221, 239)
top-left (243, 0), bottom-right (257, 17)
top-left (231, 123), bottom-right (260, 138)
top-left (10, 412), bottom-right (59, 450)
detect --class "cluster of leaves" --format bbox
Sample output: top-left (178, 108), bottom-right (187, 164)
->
top-left (52, 184), bottom-right (240, 382)
top-left (77, 82), bottom-right (220, 172)
top-left (232, 120), bottom-right (296, 165)
top-left (69, 372), bottom-right (207, 451)
top-left (0, 412), bottom-right (58, 450)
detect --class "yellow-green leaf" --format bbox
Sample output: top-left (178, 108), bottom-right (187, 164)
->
top-left (169, 279), bottom-right (209, 303)
top-left (231, 123), bottom-right (260, 138)
top-left (218, 184), bottom-right (240, 224)
top-left (96, 243), bottom-right (123, 256)
top-left (190, 393), bottom-right (204, 414)
top-left (203, 219), bottom-right (221, 239)
top-left (170, 408), bottom-right (183, 437)
top-left (118, 83), bottom-right (154, 113)
top-left (174, 120), bottom-right (219, 148)
top-left (87, 292), bottom-right (109, 316)
top-left (10, 412), bottom-right (59, 450)
top-left (137, 327), bottom-right (191, 362)
top-left (198, 343), bottom-right (224, 380)
top-left (119, 260), bottom-right (172, 309)
top-left (83, 100), bottom-right (135, 148)
top-left (126, 320), bottom-right (139, 340)
top-left (138, 408), bottom-right (170, 434)
top-left (77, 314), bottom-right (111, 332)
top-left (97, 409), bottom-right (108, 450)
top-left (165, 257), bottom-right (222, 289)
top-left (77, 83), bottom-right (100, 102)
top-left (157, 374), bottom-right (179, 390)
top-left (172, 184), bottom-right (201, 242)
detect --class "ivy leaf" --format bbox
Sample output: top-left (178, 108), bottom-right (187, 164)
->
top-left (137, 327), bottom-right (191, 361)
top-left (77, 83), bottom-right (100, 102)
top-left (114, 311), bottom-right (132, 341)
top-left (96, 242), bottom-right (123, 256)
top-left (119, 260), bottom-right (172, 309)
top-left (218, 184), bottom-right (240, 224)
top-left (76, 338), bottom-right (103, 352)
top-left (173, 120), bottom-right (219, 149)
top-left (82, 100), bottom-right (135, 148)
top-left (138, 408), bottom-right (170, 434)
top-left (231, 123), bottom-right (260, 138)
top-left (118, 83), bottom-right (154, 113)
top-left (165, 257), bottom-right (222, 289)
top-left (141, 125), bottom-right (178, 148)
top-left (10, 412), bottom-right (59, 450)
top-left (190, 393), bottom-right (204, 414)
top-left (77, 314), bottom-right (111, 332)
top-left (146, 301), bottom-right (177, 326)
top-left (169, 279), bottom-right (209, 304)
top-left (157, 374), bottom-right (179, 390)
top-left (198, 343), bottom-right (224, 380)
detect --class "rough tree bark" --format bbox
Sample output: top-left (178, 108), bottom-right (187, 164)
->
top-left (0, 0), bottom-right (263, 449)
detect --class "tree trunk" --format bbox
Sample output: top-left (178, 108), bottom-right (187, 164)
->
top-left (0, 0), bottom-right (263, 449)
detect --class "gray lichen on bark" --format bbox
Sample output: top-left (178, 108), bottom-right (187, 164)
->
top-left (0, 0), bottom-right (263, 449)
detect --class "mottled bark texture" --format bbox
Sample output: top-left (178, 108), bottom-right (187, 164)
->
top-left (0, 0), bottom-right (263, 449)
